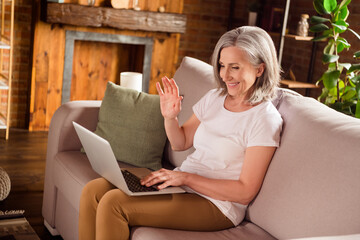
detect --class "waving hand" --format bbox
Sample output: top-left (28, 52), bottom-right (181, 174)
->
top-left (156, 77), bottom-right (183, 120)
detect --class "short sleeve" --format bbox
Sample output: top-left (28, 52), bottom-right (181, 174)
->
top-left (247, 110), bottom-right (283, 148)
top-left (192, 89), bottom-right (218, 121)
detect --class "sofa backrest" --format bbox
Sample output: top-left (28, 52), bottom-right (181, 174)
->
top-left (246, 90), bottom-right (360, 239)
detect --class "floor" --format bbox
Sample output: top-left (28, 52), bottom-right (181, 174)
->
top-left (0, 129), bottom-right (63, 239)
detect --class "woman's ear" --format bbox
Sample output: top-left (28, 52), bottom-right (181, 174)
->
top-left (256, 63), bottom-right (265, 77)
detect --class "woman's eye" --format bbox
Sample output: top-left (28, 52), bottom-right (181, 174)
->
top-left (219, 64), bottom-right (224, 68)
top-left (232, 66), bottom-right (239, 70)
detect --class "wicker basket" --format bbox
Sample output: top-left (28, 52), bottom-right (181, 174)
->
top-left (0, 167), bottom-right (11, 201)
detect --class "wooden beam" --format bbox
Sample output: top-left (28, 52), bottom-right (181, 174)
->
top-left (46, 3), bottom-right (187, 33)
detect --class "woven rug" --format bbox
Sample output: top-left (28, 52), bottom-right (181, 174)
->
top-left (0, 217), bottom-right (39, 240)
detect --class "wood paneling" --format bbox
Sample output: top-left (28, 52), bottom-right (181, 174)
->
top-left (46, 3), bottom-right (187, 33)
top-left (69, 41), bottom-right (144, 101)
top-left (29, 1), bottom-right (183, 131)
top-left (63, 0), bottom-right (184, 13)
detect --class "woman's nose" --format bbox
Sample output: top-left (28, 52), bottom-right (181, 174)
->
top-left (221, 68), bottom-right (230, 81)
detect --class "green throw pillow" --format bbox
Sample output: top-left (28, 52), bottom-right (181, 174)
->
top-left (94, 82), bottom-right (166, 170)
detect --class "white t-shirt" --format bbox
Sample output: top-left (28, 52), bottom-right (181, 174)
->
top-left (175, 89), bottom-right (283, 225)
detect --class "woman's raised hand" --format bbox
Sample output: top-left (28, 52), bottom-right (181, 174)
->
top-left (156, 77), bottom-right (183, 120)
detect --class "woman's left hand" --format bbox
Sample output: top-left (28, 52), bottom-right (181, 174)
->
top-left (140, 169), bottom-right (189, 190)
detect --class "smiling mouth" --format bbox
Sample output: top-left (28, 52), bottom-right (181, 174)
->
top-left (227, 82), bottom-right (239, 87)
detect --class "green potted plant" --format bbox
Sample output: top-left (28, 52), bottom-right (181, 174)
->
top-left (310, 0), bottom-right (360, 118)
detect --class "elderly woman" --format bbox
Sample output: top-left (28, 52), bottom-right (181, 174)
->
top-left (79, 26), bottom-right (283, 240)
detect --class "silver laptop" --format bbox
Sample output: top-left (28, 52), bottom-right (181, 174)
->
top-left (73, 121), bottom-right (185, 196)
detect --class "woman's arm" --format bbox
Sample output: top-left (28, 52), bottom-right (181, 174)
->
top-left (156, 77), bottom-right (200, 151)
top-left (141, 146), bottom-right (277, 205)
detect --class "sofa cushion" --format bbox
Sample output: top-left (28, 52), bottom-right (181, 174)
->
top-left (246, 91), bottom-right (360, 239)
top-left (95, 82), bottom-right (167, 170)
top-left (166, 56), bottom-right (217, 167)
top-left (131, 221), bottom-right (275, 240)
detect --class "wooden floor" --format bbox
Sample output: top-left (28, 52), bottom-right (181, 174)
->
top-left (0, 129), bottom-right (63, 239)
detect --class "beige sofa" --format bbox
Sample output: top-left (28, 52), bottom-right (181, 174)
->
top-left (42, 56), bottom-right (360, 240)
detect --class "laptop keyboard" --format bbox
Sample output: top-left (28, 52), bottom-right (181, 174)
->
top-left (121, 170), bottom-right (159, 192)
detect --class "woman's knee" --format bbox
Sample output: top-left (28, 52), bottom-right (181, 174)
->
top-left (81, 178), bottom-right (115, 203)
top-left (97, 189), bottom-right (131, 221)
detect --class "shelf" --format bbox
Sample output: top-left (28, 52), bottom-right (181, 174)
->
top-left (269, 32), bottom-right (313, 41)
top-left (280, 80), bottom-right (319, 89)
top-left (0, 41), bottom-right (10, 49)
top-left (285, 34), bottom-right (313, 41)
top-left (46, 3), bottom-right (187, 34)
top-left (0, 0), bottom-right (14, 140)
top-left (0, 80), bottom-right (9, 90)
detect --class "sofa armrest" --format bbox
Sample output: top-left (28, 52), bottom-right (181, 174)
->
top-left (42, 100), bottom-right (101, 228)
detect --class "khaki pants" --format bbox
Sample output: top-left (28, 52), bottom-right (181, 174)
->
top-left (79, 178), bottom-right (234, 240)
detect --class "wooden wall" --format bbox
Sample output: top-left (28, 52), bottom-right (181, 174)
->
top-left (70, 41), bottom-right (144, 101)
top-left (29, 1), bottom-right (183, 131)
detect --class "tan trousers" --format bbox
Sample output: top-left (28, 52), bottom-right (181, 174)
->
top-left (79, 178), bottom-right (234, 240)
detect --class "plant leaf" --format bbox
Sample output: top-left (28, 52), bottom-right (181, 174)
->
top-left (328, 62), bottom-right (337, 70)
top-left (338, 0), bottom-right (352, 11)
top-left (336, 20), bottom-right (349, 28)
top-left (322, 53), bottom-right (339, 63)
top-left (342, 89), bottom-right (356, 100)
top-left (310, 15), bottom-right (330, 24)
top-left (324, 41), bottom-right (335, 54)
top-left (332, 21), bottom-right (348, 33)
top-left (336, 38), bottom-right (351, 53)
top-left (339, 63), bottom-right (352, 70)
top-left (310, 23), bottom-right (330, 32)
top-left (354, 51), bottom-right (360, 59)
top-left (339, 6), bottom-right (349, 20)
top-left (318, 87), bottom-right (329, 102)
top-left (337, 37), bottom-right (351, 48)
top-left (324, 0), bottom-right (337, 13)
top-left (348, 63), bottom-right (360, 73)
top-left (312, 34), bottom-right (330, 41)
top-left (356, 82), bottom-right (360, 99)
top-left (348, 28), bottom-right (360, 40)
top-left (349, 75), bottom-right (359, 86)
top-left (337, 42), bottom-right (345, 53)
top-left (322, 70), bottom-right (340, 89)
top-left (313, 0), bottom-right (330, 14)
top-left (355, 101), bottom-right (360, 118)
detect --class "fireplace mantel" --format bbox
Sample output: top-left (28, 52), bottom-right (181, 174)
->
top-left (46, 3), bottom-right (187, 34)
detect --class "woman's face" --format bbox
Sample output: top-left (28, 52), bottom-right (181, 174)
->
top-left (219, 46), bottom-right (264, 100)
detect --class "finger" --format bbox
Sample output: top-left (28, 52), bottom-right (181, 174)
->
top-left (164, 76), bottom-right (175, 95)
top-left (158, 182), bottom-right (170, 190)
top-left (140, 169), bottom-right (165, 186)
top-left (175, 97), bottom-right (182, 112)
top-left (169, 78), bottom-right (180, 96)
top-left (162, 77), bottom-right (171, 94)
top-left (145, 175), bottom-right (167, 187)
top-left (166, 77), bottom-right (174, 94)
top-left (140, 171), bottom-right (158, 185)
top-left (156, 82), bottom-right (164, 96)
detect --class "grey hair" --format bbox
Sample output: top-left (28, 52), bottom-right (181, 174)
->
top-left (211, 26), bottom-right (281, 105)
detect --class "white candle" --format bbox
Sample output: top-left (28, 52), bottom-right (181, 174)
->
top-left (120, 72), bottom-right (143, 92)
